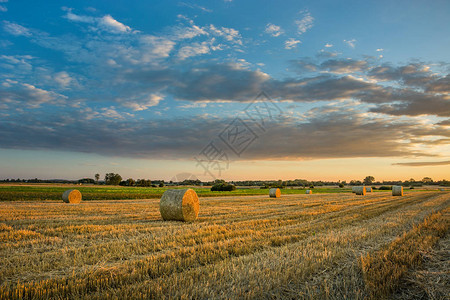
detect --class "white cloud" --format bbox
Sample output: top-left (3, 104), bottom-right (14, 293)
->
top-left (64, 11), bottom-right (131, 34)
top-left (265, 23), bottom-right (284, 37)
top-left (376, 48), bottom-right (384, 52)
top-left (209, 24), bottom-right (242, 45)
top-left (325, 43), bottom-right (333, 48)
top-left (178, 41), bottom-right (211, 59)
top-left (173, 23), bottom-right (207, 39)
top-left (178, 2), bottom-right (212, 13)
top-left (64, 11), bottom-right (95, 23)
top-left (101, 106), bottom-right (125, 119)
top-left (285, 38), bottom-right (301, 49)
top-left (139, 35), bottom-right (176, 60)
top-left (344, 39), bottom-right (356, 48)
top-left (0, 0), bottom-right (7, 12)
top-left (123, 94), bottom-right (163, 111)
top-left (54, 71), bottom-right (73, 88)
top-left (295, 11), bottom-right (314, 35)
top-left (99, 15), bottom-right (131, 33)
top-left (2, 21), bottom-right (31, 36)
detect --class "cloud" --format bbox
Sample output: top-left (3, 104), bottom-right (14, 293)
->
top-left (64, 11), bottom-right (131, 34)
top-left (343, 39), bottom-right (356, 48)
top-left (392, 160), bottom-right (450, 167)
top-left (265, 23), bottom-right (284, 37)
top-left (123, 94), bottom-right (163, 111)
top-left (178, 2), bottom-right (212, 13)
top-left (320, 59), bottom-right (369, 73)
top-left (295, 11), bottom-right (314, 35)
top-left (0, 107), bottom-right (447, 160)
top-left (0, 5), bottom-right (7, 12)
top-left (437, 119), bottom-right (450, 126)
top-left (98, 15), bottom-right (131, 33)
top-left (54, 71), bottom-right (73, 88)
top-left (168, 63), bottom-right (270, 101)
top-left (376, 48), bottom-right (384, 52)
top-left (178, 41), bottom-right (211, 59)
top-left (0, 80), bottom-right (67, 108)
top-left (2, 21), bottom-right (31, 36)
top-left (285, 38), bottom-right (301, 49)
top-left (325, 43), bottom-right (333, 48)
top-left (209, 25), bottom-right (242, 45)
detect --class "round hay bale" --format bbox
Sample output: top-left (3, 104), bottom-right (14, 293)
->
top-left (354, 186), bottom-right (366, 195)
top-left (160, 189), bottom-right (199, 222)
top-left (305, 190), bottom-right (312, 194)
top-left (351, 186), bottom-right (358, 193)
top-left (365, 187), bottom-right (372, 193)
top-left (269, 188), bottom-right (281, 198)
top-left (392, 185), bottom-right (403, 196)
top-left (62, 189), bottom-right (82, 203)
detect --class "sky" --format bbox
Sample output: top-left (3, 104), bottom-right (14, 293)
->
top-left (0, 0), bottom-right (449, 182)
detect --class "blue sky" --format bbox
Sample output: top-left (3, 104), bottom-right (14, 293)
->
top-left (0, 0), bottom-right (449, 181)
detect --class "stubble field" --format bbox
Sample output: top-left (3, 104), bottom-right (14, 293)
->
top-left (0, 191), bottom-right (448, 299)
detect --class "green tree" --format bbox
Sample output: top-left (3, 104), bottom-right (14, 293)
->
top-left (105, 173), bottom-right (122, 185)
top-left (363, 176), bottom-right (375, 185)
top-left (95, 173), bottom-right (100, 183)
top-left (422, 177), bottom-right (433, 183)
top-left (127, 178), bottom-right (135, 186)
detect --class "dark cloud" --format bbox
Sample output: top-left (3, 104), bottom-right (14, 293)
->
top-left (426, 74), bottom-right (450, 93)
top-left (319, 59), bottom-right (369, 73)
top-left (168, 63), bottom-right (269, 101)
top-left (392, 161), bottom-right (450, 167)
top-left (0, 108), bottom-right (448, 160)
top-left (437, 119), bottom-right (450, 126)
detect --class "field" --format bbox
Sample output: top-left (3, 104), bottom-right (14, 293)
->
top-left (0, 190), bottom-right (449, 299)
top-left (0, 185), bottom-right (356, 201)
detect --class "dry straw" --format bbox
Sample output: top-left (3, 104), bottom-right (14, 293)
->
top-left (365, 187), bottom-right (372, 192)
top-left (269, 188), bottom-right (281, 198)
top-left (160, 189), bottom-right (199, 222)
top-left (62, 189), bottom-right (82, 204)
top-left (354, 186), bottom-right (366, 195)
top-left (305, 190), bottom-right (312, 194)
top-left (392, 185), bottom-right (403, 196)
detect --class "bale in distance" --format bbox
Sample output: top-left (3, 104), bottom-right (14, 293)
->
top-left (365, 187), bottom-right (372, 193)
top-left (392, 185), bottom-right (403, 196)
top-left (160, 189), bottom-right (199, 222)
top-left (305, 190), bottom-right (312, 194)
top-left (62, 189), bottom-right (82, 203)
top-left (351, 186), bottom-right (358, 193)
top-left (269, 188), bottom-right (281, 198)
top-left (354, 186), bottom-right (366, 195)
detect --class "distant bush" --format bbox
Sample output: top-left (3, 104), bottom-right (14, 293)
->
top-left (339, 183), bottom-right (344, 188)
top-left (211, 183), bottom-right (236, 191)
top-left (371, 186), bottom-right (377, 190)
top-left (309, 185), bottom-right (315, 189)
top-left (410, 186), bottom-right (415, 189)
top-left (379, 186), bottom-right (392, 190)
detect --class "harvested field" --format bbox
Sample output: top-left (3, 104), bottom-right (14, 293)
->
top-left (0, 191), bottom-right (448, 299)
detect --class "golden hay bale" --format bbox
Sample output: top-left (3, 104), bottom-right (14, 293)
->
top-left (392, 185), bottom-right (403, 196)
top-left (354, 186), bottom-right (366, 195)
top-left (351, 186), bottom-right (358, 193)
top-left (365, 187), bottom-right (372, 192)
top-left (160, 189), bottom-right (199, 222)
top-left (269, 188), bottom-right (281, 198)
top-left (305, 190), bottom-right (312, 194)
top-left (62, 189), bottom-right (82, 203)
